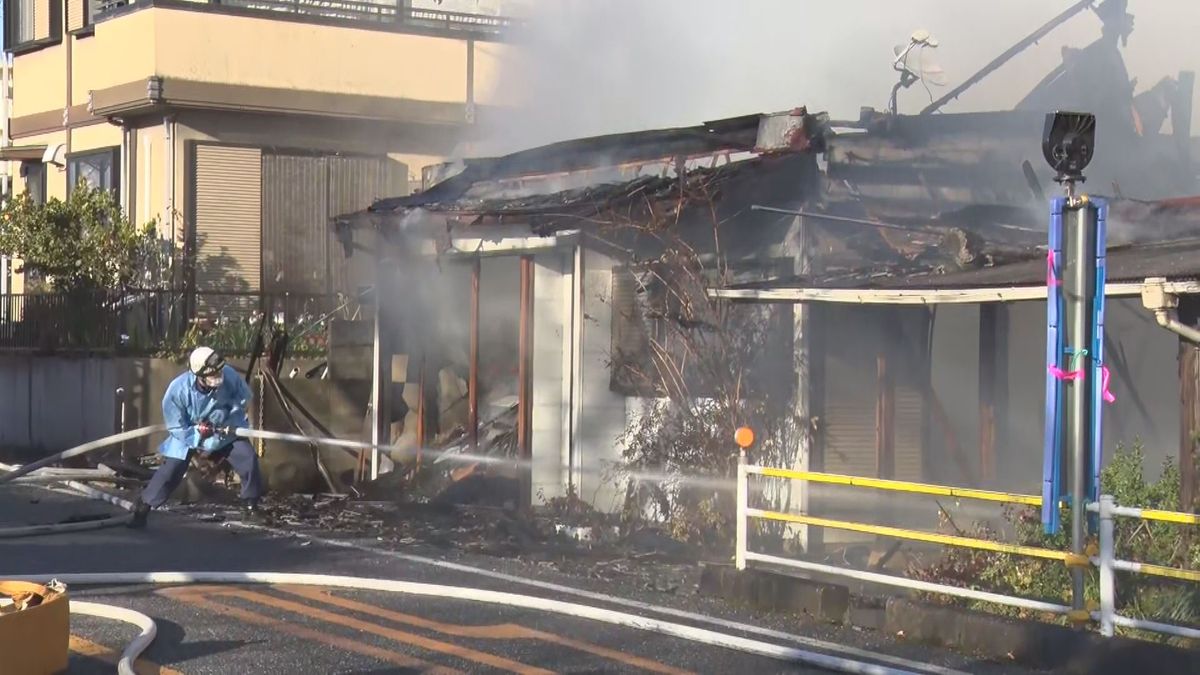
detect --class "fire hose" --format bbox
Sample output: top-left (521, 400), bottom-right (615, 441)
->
top-left (0, 425), bottom-right (956, 675)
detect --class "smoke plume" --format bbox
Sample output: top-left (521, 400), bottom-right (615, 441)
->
top-left (475, 0), bottom-right (1200, 155)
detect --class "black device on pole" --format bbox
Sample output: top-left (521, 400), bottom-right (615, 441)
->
top-left (1042, 111), bottom-right (1096, 185)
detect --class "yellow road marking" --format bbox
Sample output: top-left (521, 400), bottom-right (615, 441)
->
top-left (280, 584), bottom-right (694, 675)
top-left (164, 586), bottom-right (552, 674)
top-left (69, 635), bottom-right (184, 675)
top-left (162, 589), bottom-right (459, 674)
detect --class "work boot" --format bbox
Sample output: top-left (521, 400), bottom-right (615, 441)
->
top-left (241, 500), bottom-right (268, 525)
top-left (128, 499), bottom-right (150, 529)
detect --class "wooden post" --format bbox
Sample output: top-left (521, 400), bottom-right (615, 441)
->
top-left (979, 305), bottom-right (997, 485)
top-left (517, 255), bottom-right (534, 512)
top-left (876, 349), bottom-right (895, 479)
top-left (468, 258), bottom-right (480, 451)
top-left (1179, 297), bottom-right (1200, 512)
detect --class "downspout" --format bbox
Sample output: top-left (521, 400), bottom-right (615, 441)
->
top-left (1141, 277), bottom-right (1200, 344)
top-left (164, 116), bottom-right (176, 251)
top-left (65, 14), bottom-right (73, 158)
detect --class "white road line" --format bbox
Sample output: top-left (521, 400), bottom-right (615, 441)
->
top-left (224, 520), bottom-right (968, 675)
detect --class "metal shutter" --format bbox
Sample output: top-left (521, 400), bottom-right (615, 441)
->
top-left (822, 352), bottom-right (877, 478)
top-left (327, 155), bottom-right (408, 295)
top-left (262, 153), bottom-right (328, 295)
top-left (193, 144), bottom-right (262, 314)
top-left (894, 387), bottom-right (924, 482)
top-left (66, 0), bottom-right (85, 32)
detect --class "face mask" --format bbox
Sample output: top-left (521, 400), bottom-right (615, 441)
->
top-left (201, 374), bottom-right (224, 390)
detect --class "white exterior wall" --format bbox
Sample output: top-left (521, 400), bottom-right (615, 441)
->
top-left (530, 251), bottom-right (569, 503)
top-left (575, 248), bottom-right (629, 512)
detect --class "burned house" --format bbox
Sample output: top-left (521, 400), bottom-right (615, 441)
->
top-left (332, 3), bottom-right (1199, 534)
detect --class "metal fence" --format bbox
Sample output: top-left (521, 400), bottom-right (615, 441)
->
top-left (0, 290), bottom-right (344, 355)
top-left (734, 447), bottom-right (1200, 642)
top-left (94, 0), bottom-right (512, 36)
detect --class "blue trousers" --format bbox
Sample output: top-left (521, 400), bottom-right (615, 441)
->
top-left (141, 439), bottom-right (264, 507)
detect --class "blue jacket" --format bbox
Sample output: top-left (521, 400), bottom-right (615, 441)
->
top-left (159, 364), bottom-right (253, 460)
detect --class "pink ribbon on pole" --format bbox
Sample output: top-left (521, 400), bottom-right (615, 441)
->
top-left (1047, 250), bottom-right (1060, 287)
top-left (1049, 365), bottom-right (1083, 381)
top-left (1101, 365), bottom-right (1116, 404)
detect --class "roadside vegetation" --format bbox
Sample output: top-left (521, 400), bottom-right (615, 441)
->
top-left (913, 442), bottom-right (1198, 647)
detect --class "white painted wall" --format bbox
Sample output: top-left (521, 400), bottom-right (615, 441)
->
top-left (530, 251), bottom-right (568, 504)
top-left (575, 248), bottom-right (629, 512)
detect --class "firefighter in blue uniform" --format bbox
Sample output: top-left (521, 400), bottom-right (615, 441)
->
top-left (130, 347), bottom-right (264, 527)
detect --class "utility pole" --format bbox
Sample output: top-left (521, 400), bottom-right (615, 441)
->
top-left (1040, 112), bottom-right (1106, 616)
top-left (1062, 198), bottom-right (1099, 610)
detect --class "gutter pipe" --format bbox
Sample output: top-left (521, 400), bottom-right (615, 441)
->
top-left (1141, 277), bottom-right (1200, 344)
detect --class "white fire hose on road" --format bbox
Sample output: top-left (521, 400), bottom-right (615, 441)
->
top-left (1, 425), bottom-right (960, 675)
top-left (14, 572), bottom-right (936, 675)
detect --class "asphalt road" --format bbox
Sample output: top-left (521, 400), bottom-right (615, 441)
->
top-left (1, 486), bottom-right (1020, 674)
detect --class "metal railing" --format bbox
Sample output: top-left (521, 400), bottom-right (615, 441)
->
top-left (1091, 496), bottom-right (1200, 639)
top-left (735, 450), bottom-right (1200, 641)
top-left (0, 290), bottom-right (342, 354)
top-left (94, 0), bottom-right (512, 36)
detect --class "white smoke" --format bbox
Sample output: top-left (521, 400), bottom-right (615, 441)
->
top-left (475, 0), bottom-right (1200, 155)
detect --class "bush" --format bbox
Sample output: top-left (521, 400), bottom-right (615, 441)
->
top-left (913, 441), bottom-right (1198, 646)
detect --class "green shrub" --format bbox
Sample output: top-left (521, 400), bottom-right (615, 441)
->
top-left (913, 441), bottom-right (1198, 646)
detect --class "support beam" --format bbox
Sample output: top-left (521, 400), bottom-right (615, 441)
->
top-left (469, 258), bottom-right (480, 451)
top-left (1179, 296), bottom-right (1200, 512)
top-left (416, 356), bottom-right (427, 454)
top-left (979, 305), bottom-right (998, 485)
top-left (370, 256), bottom-right (393, 481)
top-left (709, 280), bottom-right (1200, 305)
top-left (517, 255), bottom-right (534, 512)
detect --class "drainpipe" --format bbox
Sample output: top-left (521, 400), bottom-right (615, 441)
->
top-left (164, 116), bottom-right (176, 248)
top-left (65, 15), bottom-right (73, 158)
top-left (1141, 277), bottom-right (1200, 344)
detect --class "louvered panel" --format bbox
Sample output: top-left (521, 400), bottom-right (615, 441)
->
top-left (894, 386), bottom-right (925, 482)
top-left (193, 144), bottom-right (262, 316)
top-left (823, 354), bottom-right (877, 478)
top-left (327, 155), bottom-right (408, 296)
top-left (262, 153), bottom-right (328, 295)
top-left (34, 0), bottom-right (51, 41)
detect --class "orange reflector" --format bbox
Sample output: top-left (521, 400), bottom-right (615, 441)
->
top-left (734, 426), bottom-right (755, 449)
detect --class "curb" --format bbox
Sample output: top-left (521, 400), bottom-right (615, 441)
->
top-left (698, 564), bottom-right (1199, 673)
top-left (885, 597), bottom-right (1200, 674)
top-left (698, 564), bottom-right (848, 623)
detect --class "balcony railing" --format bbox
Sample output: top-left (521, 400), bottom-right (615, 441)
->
top-left (94, 0), bottom-right (512, 37)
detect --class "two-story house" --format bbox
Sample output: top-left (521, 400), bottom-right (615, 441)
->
top-left (2, 0), bottom-right (516, 302)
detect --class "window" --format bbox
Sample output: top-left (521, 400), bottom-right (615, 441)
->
top-left (6, 0), bottom-right (37, 46)
top-left (20, 161), bottom-right (47, 205)
top-left (67, 148), bottom-right (119, 196)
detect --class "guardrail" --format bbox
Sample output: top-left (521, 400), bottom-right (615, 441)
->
top-left (735, 448), bottom-right (1199, 641)
top-left (1091, 495), bottom-right (1200, 639)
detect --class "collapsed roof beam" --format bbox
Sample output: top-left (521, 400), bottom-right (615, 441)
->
top-left (921, 0), bottom-right (1097, 115)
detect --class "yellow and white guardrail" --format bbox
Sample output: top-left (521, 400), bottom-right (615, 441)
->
top-left (1089, 495), bottom-right (1200, 639)
top-left (733, 428), bottom-right (1198, 640)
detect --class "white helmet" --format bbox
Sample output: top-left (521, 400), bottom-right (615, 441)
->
top-left (189, 346), bottom-right (226, 388)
